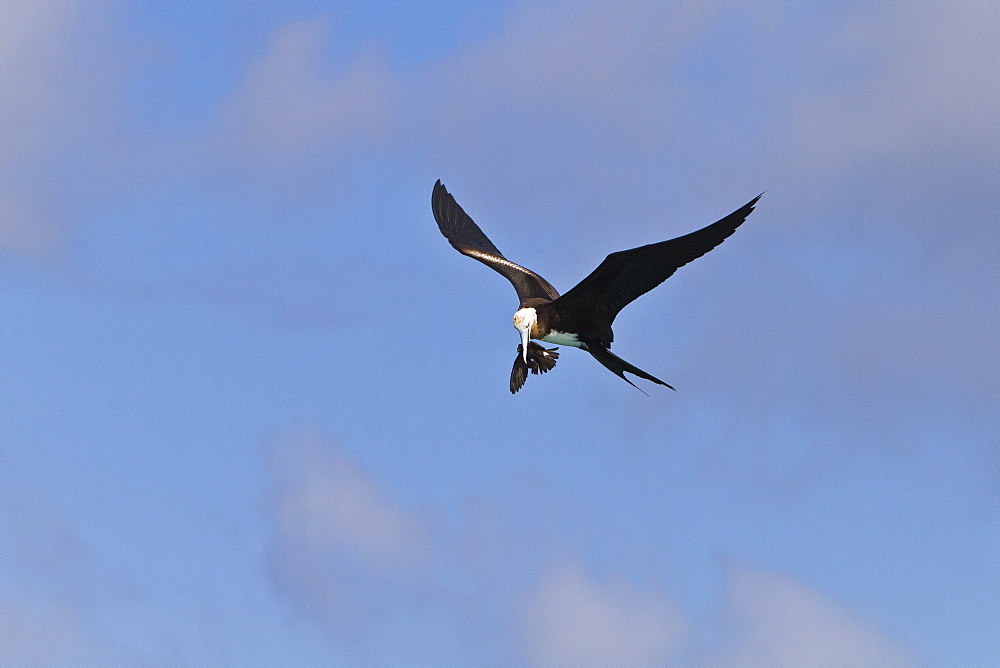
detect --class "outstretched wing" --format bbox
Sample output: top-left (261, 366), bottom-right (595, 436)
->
top-left (557, 194), bottom-right (761, 324)
top-left (432, 180), bottom-right (559, 305)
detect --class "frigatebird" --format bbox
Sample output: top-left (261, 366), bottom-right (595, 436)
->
top-left (431, 180), bottom-right (760, 393)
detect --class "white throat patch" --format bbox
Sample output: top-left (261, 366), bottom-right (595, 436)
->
top-left (512, 307), bottom-right (537, 332)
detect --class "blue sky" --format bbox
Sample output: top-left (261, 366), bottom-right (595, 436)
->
top-left (2, 1), bottom-right (997, 665)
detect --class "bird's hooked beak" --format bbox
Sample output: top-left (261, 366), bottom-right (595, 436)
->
top-left (519, 326), bottom-right (530, 363)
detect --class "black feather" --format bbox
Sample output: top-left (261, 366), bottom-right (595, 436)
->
top-left (432, 180), bottom-right (560, 306)
top-left (557, 195), bottom-right (761, 325)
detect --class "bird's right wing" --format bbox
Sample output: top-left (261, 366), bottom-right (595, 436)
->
top-left (432, 180), bottom-right (560, 305)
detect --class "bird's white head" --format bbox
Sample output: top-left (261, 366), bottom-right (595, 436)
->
top-left (512, 307), bottom-right (537, 363)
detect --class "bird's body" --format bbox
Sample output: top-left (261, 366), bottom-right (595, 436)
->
top-left (431, 180), bottom-right (760, 393)
top-left (516, 305), bottom-right (584, 348)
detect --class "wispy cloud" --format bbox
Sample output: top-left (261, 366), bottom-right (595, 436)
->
top-left (1, 7), bottom-right (395, 258)
top-left (270, 429), bottom-right (427, 569)
top-left (264, 430), bottom-right (917, 663)
top-left (524, 562), bottom-right (687, 667)
top-left (0, 473), bottom-right (123, 664)
top-left (266, 430), bottom-right (432, 648)
top-left (1, 0), bottom-right (89, 255)
top-left (205, 18), bottom-right (394, 195)
top-left (0, 600), bottom-right (113, 666)
top-left (708, 566), bottom-right (915, 667)
top-left (784, 2), bottom-right (1000, 169)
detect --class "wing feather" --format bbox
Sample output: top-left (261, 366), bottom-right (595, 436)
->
top-left (432, 180), bottom-right (559, 304)
top-left (557, 195), bottom-right (761, 323)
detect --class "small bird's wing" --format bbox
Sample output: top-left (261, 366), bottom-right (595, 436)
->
top-left (432, 180), bottom-right (559, 305)
top-left (557, 195), bottom-right (761, 324)
top-left (510, 342), bottom-right (560, 393)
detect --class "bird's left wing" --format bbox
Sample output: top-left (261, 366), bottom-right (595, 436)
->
top-left (557, 195), bottom-right (761, 324)
top-left (432, 180), bottom-right (559, 305)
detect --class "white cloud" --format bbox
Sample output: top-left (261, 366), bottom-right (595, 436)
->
top-left (265, 430), bottom-right (434, 647)
top-left (786, 2), bottom-right (1000, 169)
top-left (207, 18), bottom-right (394, 195)
top-left (2, 9), bottom-right (397, 260)
top-left (712, 566), bottom-right (916, 667)
top-left (271, 429), bottom-right (426, 568)
top-left (0, 1), bottom-right (82, 150)
top-left (264, 431), bottom-right (920, 664)
top-left (0, 0), bottom-right (83, 255)
top-left (235, 20), bottom-right (391, 152)
top-left (274, 434), bottom-right (424, 566)
top-left (524, 563), bottom-right (687, 667)
top-left (0, 476), bottom-right (125, 665)
top-left (0, 0), bottom-right (133, 258)
top-left (431, 3), bottom-right (711, 139)
top-left (0, 601), bottom-right (112, 666)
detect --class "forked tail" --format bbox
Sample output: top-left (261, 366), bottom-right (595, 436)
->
top-left (587, 346), bottom-right (675, 393)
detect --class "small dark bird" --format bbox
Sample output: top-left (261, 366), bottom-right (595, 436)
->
top-left (431, 180), bottom-right (760, 393)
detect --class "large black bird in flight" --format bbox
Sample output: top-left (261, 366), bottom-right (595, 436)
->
top-left (431, 180), bottom-right (760, 393)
